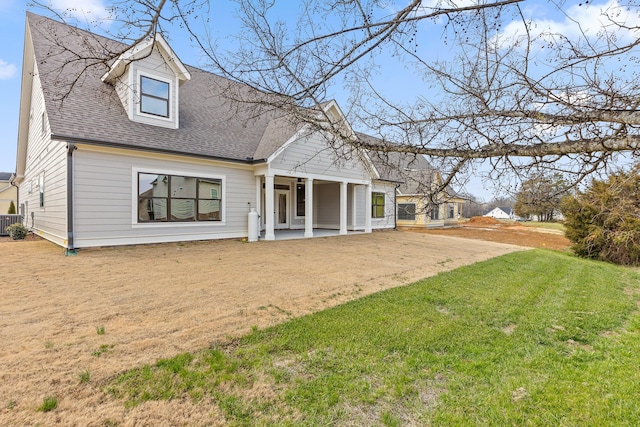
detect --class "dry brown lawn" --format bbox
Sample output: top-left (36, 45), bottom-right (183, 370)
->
top-left (408, 218), bottom-right (571, 251)
top-left (0, 231), bottom-right (522, 426)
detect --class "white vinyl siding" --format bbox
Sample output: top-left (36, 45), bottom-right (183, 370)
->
top-left (351, 184), bottom-right (366, 229)
top-left (72, 146), bottom-right (255, 248)
top-left (314, 182), bottom-right (339, 228)
top-left (308, 181), bottom-right (394, 230)
top-left (371, 182), bottom-right (396, 229)
top-left (114, 76), bottom-right (130, 117)
top-left (18, 64), bottom-right (68, 246)
top-left (270, 133), bottom-right (372, 181)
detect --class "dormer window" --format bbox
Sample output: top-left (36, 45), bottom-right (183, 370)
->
top-left (101, 33), bottom-right (190, 129)
top-left (140, 76), bottom-right (170, 118)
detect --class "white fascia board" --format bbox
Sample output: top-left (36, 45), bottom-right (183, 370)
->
top-left (16, 20), bottom-right (35, 180)
top-left (153, 34), bottom-right (191, 81)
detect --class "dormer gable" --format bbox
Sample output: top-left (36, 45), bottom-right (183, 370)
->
top-left (101, 33), bottom-right (191, 129)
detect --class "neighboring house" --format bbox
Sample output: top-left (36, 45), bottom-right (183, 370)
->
top-left (0, 172), bottom-right (17, 214)
top-left (484, 207), bottom-right (515, 220)
top-left (369, 151), bottom-right (466, 228)
top-left (14, 13), bottom-right (403, 250)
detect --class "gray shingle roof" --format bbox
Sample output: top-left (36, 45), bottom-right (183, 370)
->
top-left (359, 131), bottom-right (438, 194)
top-left (28, 13), bottom-right (291, 162)
top-left (0, 172), bottom-right (13, 181)
top-left (253, 114), bottom-right (306, 160)
top-left (27, 13), bottom-right (455, 192)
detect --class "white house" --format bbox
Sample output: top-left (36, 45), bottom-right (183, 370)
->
top-left (483, 207), bottom-right (515, 220)
top-left (15, 13), bottom-right (401, 250)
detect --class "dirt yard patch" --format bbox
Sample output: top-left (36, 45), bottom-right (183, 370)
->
top-left (404, 218), bottom-right (571, 251)
top-left (0, 231), bottom-right (522, 425)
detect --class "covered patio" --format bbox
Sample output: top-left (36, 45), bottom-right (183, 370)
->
top-left (260, 228), bottom-right (367, 241)
top-left (254, 174), bottom-right (374, 241)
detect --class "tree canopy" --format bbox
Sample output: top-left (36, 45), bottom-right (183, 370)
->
top-left (561, 165), bottom-right (640, 265)
top-left (32, 0), bottom-right (640, 195)
top-left (514, 174), bottom-right (567, 221)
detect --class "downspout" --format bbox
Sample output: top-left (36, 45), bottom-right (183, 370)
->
top-left (9, 173), bottom-right (18, 218)
top-left (66, 143), bottom-right (77, 255)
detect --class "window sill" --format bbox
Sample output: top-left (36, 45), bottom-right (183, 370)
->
top-left (131, 221), bottom-right (226, 228)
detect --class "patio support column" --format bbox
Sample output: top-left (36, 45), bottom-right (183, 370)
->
top-left (340, 181), bottom-right (348, 235)
top-left (365, 183), bottom-right (372, 233)
top-left (265, 174), bottom-right (275, 240)
top-left (304, 178), bottom-right (314, 238)
top-left (351, 185), bottom-right (357, 231)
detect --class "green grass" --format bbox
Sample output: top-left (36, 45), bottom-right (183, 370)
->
top-left (38, 396), bottom-right (57, 412)
top-left (107, 250), bottom-right (640, 425)
top-left (520, 221), bottom-right (566, 231)
top-left (92, 344), bottom-right (114, 357)
top-left (79, 370), bottom-right (91, 384)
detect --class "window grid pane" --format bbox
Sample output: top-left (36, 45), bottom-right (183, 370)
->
top-left (141, 95), bottom-right (169, 117)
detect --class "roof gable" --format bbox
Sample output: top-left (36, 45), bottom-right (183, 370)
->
top-left (101, 33), bottom-right (191, 84)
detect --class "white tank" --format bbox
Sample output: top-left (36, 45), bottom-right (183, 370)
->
top-left (248, 208), bottom-right (259, 242)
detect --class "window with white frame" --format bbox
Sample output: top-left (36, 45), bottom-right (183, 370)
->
top-left (137, 173), bottom-right (221, 222)
top-left (140, 76), bottom-right (170, 118)
top-left (372, 192), bottom-right (385, 218)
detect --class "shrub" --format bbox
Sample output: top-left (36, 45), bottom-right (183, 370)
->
top-left (5, 223), bottom-right (27, 240)
top-left (561, 166), bottom-right (640, 265)
top-left (7, 200), bottom-right (16, 214)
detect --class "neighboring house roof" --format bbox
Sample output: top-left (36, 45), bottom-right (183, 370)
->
top-left (366, 145), bottom-right (464, 199)
top-left (484, 207), bottom-right (513, 216)
top-left (0, 172), bottom-right (13, 181)
top-left (499, 207), bottom-right (514, 216)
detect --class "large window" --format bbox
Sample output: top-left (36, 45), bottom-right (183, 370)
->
top-left (398, 203), bottom-right (416, 220)
top-left (372, 192), bottom-right (385, 218)
top-left (140, 76), bottom-right (170, 117)
top-left (138, 173), bottom-right (221, 222)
